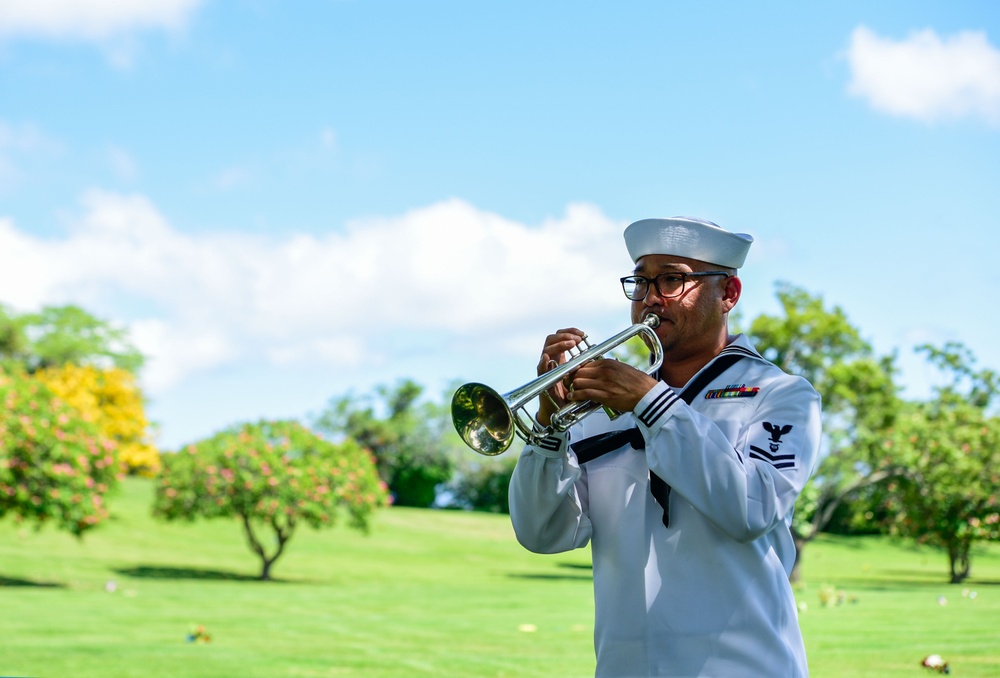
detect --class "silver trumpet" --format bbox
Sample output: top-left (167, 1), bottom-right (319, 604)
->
top-left (451, 314), bottom-right (663, 455)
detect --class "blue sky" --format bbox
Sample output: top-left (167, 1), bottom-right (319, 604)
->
top-left (1, 1), bottom-right (998, 449)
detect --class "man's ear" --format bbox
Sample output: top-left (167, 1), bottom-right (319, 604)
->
top-left (722, 275), bottom-right (742, 312)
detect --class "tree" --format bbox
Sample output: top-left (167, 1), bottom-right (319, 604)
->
top-left (0, 368), bottom-right (121, 535)
top-left (448, 454), bottom-right (518, 513)
top-left (879, 343), bottom-right (1000, 583)
top-left (1, 304), bottom-right (157, 475)
top-left (36, 364), bottom-right (160, 476)
top-left (153, 419), bottom-right (389, 580)
top-left (0, 305), bottom-right (30, 367)
top-left (315, 380), bottom-right (457, 508)
top-left (745, 283), bottom-right (904, 582)
top-left (7, 305), bottom-right (144, 374)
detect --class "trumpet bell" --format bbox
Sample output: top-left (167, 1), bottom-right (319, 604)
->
top-left (451, 382), bottom-right (515, 456)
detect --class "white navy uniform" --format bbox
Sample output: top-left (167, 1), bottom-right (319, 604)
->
top-left (509, 335), bottom-right (823, 678)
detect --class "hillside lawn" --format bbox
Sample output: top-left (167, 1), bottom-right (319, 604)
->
top-left (1, 478), bottom-right (998, 677)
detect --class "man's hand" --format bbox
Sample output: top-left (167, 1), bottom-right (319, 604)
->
top-left (536, 328), bottom-right (587, 426)
top-left (566, 358), bottom-right (658, 414)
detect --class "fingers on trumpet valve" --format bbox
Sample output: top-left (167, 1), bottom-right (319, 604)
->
top-left (543, 329), bottom-right (588, 360)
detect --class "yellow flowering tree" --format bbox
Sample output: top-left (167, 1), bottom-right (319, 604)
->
top-left (36, 364), bottom-right (160, 477)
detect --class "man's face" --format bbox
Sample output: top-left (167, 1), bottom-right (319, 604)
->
top-left (628, 254), bottom-right (736, 356)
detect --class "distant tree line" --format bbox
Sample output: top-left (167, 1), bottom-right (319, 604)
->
top-left (2, 287), bottom-right (998, 584)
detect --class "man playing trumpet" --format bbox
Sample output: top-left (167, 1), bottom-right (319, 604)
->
top-left (508, 217), bottom-right (822, 677)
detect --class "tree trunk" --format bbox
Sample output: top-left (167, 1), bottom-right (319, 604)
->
top-left (948, 538), bottom-right (971, 584)
top-left (240, 513), bottom-right (295, 581)
top-left (788, 469), bottom-right (899, 584)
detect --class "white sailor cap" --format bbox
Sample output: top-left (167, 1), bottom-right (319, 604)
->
top-left (623, 217), bottom-right (753, 269)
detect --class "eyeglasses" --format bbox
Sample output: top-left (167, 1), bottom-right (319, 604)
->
top-left (620, 271), bottom-right (731, 301)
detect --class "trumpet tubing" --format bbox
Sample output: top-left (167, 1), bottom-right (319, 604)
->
top-left (451, 314), bottom-right (663, 456)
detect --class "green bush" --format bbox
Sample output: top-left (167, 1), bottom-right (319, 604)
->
top-left (449, 455), bottom-right (518, 513)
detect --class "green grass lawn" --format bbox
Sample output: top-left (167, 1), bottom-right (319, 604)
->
top-left (1, 478), bottom-right (998, 677)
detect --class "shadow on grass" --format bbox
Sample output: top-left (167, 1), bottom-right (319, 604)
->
top-left (876, 570), bottom-right (1000, 586)
top-left (508, 562), bottom-right (593, 581)
top-left (823, 573), bottom-right (1000, 590)
top-left (508, 572), bottom-right (593, 581)
top-left (113, 565), bottom-right (284, 582)
top-left (0, 575), bottom-right (66, 588)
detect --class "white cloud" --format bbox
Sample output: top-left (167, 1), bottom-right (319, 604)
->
top-left (128, 318), bottom-right (235, 392)
top-left (0, 0), bottom-right (203, 40)
top-left (0, 191), bottom-right (630, 395)
top-left (846, 25), bottom-right (1000, 125)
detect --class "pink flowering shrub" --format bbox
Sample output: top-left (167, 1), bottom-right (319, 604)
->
top-left (153, 419), bottom-right (389, 579)
top-left (0, 368), bottom-right (120, 536)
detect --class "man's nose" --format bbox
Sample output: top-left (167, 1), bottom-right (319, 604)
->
top-left (642, 284), bottom-right (666, 305)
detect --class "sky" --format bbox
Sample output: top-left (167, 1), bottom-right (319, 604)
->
top-left (1, 1), bottom-right (998, 450)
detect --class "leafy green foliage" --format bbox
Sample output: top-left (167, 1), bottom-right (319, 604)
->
top-left (746, 283), bottom-right (904, 581)
top-left (315, 380), bottom-right (457, 508)
top-left (0, 305), bottom-right (30, 364)
top-left (153, 420), bottom-right (389, 579)
top-left (0, 304), bottom-right (143, 374)
top-left (877, 344), bottom-right (1000, 583)
top-left (0, 368), bottom-right (121, 535)
top-left (448, 455), bottom-right (518, 513)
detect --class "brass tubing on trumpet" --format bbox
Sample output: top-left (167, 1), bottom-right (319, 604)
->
top-left (451, 314), bottom-right (662, 455)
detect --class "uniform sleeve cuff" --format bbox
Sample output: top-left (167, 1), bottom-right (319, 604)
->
top-left (633, 381), bottom-right (682, 436)
top-left (529, 430), bottom-right (570, 459)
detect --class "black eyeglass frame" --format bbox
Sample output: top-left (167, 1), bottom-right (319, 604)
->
top-left (619, 271), bottom-right (731, 301)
